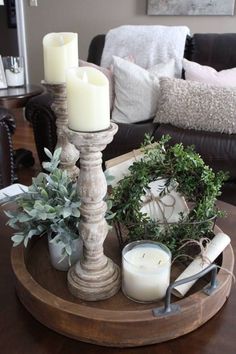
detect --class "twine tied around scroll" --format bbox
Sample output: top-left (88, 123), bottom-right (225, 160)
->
top-left (173, 238), bottom-right (235, 282)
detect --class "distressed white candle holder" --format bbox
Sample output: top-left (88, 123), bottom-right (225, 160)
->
top-left (42, 81), bottom-right (79, 180)
top-left (66, 123), bottom-right (121, 301)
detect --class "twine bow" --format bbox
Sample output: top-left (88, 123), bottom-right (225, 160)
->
top-left (173, 238), bottom-right (235, 282)
top-left (142, 190), bottom-right (176, 223)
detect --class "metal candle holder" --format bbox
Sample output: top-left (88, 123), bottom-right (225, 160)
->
top-left (67, 123), bottom-right (121, 301)
top-left (42, 81), bottom-right (79, 180)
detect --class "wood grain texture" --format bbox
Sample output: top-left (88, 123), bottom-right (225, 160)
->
top-left (42, 82), bottom-right (79, 180)
top-left (67, 123), bottom-right (121, 301)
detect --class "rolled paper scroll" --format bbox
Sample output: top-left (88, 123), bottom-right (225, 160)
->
top-left (172, 232), bottom-right (231, 298)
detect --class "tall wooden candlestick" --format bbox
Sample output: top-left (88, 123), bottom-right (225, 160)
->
top-left (67, 123), bottom-right (121, 301)
top-left (43, 81), bottom-right (79, 180)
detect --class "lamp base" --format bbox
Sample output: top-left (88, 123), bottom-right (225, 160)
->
top-left (68, 258), bottom-right (121, 301)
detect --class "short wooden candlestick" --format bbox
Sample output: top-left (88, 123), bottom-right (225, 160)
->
top-left (67, 123), bottom-right (121, 301)
top-left (42, 81), bottom-right (79, 180)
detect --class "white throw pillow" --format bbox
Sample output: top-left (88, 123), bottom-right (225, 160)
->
top-left (111, 56), bottom-right (175, 124)
top-left (183, 58), bottom-right (236, 87)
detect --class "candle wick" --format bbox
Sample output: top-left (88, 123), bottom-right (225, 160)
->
top-left (158, 260), bottom-right (162, 264)
top-left (142, 253), bottom-right (145, 258)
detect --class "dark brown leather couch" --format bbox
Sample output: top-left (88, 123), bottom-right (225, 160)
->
top-left (25, 33), bottom-right (236, 205)
top-left (0, 108), bottom-right (15, 189)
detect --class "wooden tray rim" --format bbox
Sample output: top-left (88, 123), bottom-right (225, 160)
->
top-left (11, 227), bottom-right (234, 322)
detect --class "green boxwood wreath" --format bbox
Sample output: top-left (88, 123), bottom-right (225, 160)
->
top-left (110, 135), bottom-right (228, 256)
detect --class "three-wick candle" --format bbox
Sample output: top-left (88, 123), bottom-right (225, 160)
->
top-left (43, 32), bottom-right (78, 83)
top-left (66, 66), bottom-right (110, 132)
top-left (122, 241), bottom-right (171, 303)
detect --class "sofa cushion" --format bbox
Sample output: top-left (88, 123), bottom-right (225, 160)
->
top-left (183, 58), bottom-right (236, 87)
top-left (190, 33), bottom-right (236, 70)
top-left (112, 56), bottom-right (175, 124)
top-left (154, 123), bottom-right (236, 180)
top-left (103, 120), bottom-right (158, 163)
top-left (154, 77), bottom-right (236, 134)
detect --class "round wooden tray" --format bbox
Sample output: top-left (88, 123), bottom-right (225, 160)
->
top-left (11, 226), bottom-right (234, 348)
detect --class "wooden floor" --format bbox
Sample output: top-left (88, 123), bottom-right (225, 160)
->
top-left (12, 108), bottom-right (41, 186)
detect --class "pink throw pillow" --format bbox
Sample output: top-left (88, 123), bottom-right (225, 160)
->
top-left (79, 59), bottom-right (114, 109)
top-left (183, 58), bottom-right (236, 87)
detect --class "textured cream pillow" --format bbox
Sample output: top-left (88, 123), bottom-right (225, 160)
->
top-left (183, 58), bottom-right (236, 88)
top-left (112, 56), bottom-right (175, 124)
top-left (154, 78), bottom-right (236, 134)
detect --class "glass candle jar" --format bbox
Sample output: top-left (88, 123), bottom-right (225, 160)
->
top-left (3, 56), bottom-right (25, 87)
top-left (122, 240), bottom-right (171, 303)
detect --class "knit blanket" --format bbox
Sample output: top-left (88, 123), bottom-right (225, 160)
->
top-left (101, 25), bottom-right (190, 78)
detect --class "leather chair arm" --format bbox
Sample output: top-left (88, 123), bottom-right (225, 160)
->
top-left (0, 108), bottom-right (15, 188)
top-left (25, 92), bottom-right (57, 164)
top-left (0, 107), bottom-right (16, 134)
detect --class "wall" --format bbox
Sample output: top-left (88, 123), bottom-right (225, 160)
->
top-left (23, 0), bottom-right (236, 84)
top-left (0, 4), bottom-right (18, 56)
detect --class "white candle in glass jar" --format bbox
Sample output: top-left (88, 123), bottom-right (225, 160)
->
top-left (5, 68), bottom-right (24, 87)
top-left (66, 66), bottom-right (110, 132)
top-left (43, 32), bottom-right (78, 83)
top-left (122, 241), bottom-right (171, 302)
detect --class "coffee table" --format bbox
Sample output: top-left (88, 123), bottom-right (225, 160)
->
top-left (0, 200), bottom-right (235, 354)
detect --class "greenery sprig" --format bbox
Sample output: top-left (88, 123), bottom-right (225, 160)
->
top-left (111, 135), bottom-right (228, 256)
top-left (4, 148), bottom-right (81, 260)
top-left (4, 148), bottom-right (115, 262)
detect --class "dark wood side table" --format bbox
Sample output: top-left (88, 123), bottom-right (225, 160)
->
top-left (0, 200), bottom-right (235, 354)
top-left (0, 84), bottom-right (43, 170)
top-left (0, 84), bottom-right (43, 110)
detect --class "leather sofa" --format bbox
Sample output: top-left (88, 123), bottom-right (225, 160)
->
top-left (0, 108), bottom-right (15, 189)
top-left (25, 33), bottom-right (236, 205)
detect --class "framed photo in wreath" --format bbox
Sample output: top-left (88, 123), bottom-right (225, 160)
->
top-left (0, 55), bottom-right (7, 89)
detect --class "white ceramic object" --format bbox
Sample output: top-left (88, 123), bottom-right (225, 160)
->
top-left (140, 179), bottom-right (189, 223)
top-left (48, 235), bottom-right (83, 271)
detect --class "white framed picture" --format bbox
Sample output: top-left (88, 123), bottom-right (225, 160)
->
top-left (0, 55), bottom-right (7, 89)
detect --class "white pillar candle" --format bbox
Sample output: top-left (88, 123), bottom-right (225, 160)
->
top-left (172, 232), bottom-right (231, 298)
top-left (43, 32), bottom-right (78, 84)
top-left (66, 66), bottom-right (110, 132)
top-left (122, 241), bottom-right (171, 302)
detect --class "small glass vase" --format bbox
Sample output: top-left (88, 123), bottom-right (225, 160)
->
top-left (3, 56), bottom-right (25, 87)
